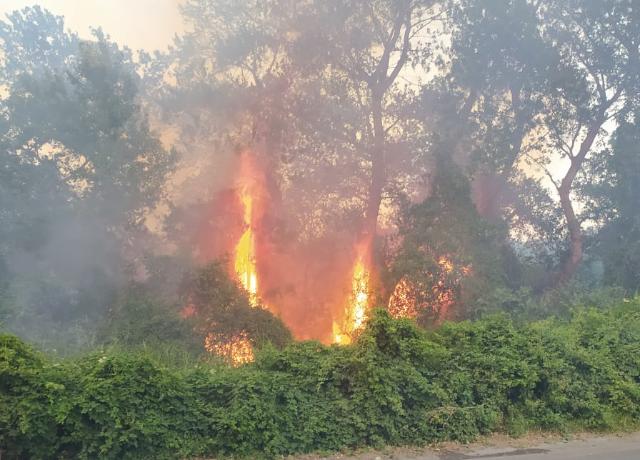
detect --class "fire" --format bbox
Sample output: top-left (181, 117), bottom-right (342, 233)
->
top-left (333, 245), bottom-right (370, 344)
top-left (234, 188), bottom-right (259, 305)
top-left (232, 152), bottom-right (265, 308)
top-left (202, 152), bottom-right (474, 343)
top-left (438, 256), bottom-right (454, 273)
top-left (205, 331), bottom-right (254, 366)
top-left (350, 258), bottom-right (369, 330)
top-left (388, 277), bottom-right (418, 319)
top-left (388, 254), bottom-right (472, 322)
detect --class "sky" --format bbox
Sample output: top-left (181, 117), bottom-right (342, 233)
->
top-left (0, 0), bottom-right (185, 51)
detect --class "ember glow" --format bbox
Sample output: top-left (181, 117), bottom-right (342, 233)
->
top-left (333, 244), bottom-right (371, 344)
top-left (205, 331), bottom-right (254, 366)
top-left (438, 256), bottom-right (454, 274)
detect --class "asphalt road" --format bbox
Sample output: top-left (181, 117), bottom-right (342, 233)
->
top-left (297, 433), bottom-right (640, 459)
top-left (435, 433), bottom-right (640, 460)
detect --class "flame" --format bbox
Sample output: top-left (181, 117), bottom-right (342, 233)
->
top-left (388, 277), bottom-right (418, 319)
top-left (333, 245), bottom-right (370, 344)
top-left (350, 258), bottom-right (369, 330)
top-left (232, 152), bottom-right (265, 308)
top-left (438, 256), bottom-right (454, 273)
top-left (205, 331), bottom-right (254, 366)
top-left (388, 254), bottom-right (472, 322)
top-left (234, 187), bottom-right (259, 306)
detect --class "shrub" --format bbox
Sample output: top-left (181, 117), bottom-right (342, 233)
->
top-left (183, 262), bottom-right (292, 349)
top-left (0, 334), bottom-right (70, 458)
top-left (99, 284), bottom-right (194, 348)
top-left (2, 299), bottom-right (640, 459)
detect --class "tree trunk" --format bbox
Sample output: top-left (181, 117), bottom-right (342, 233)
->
top-left (557, 184), bottom-right (583, 284)
top-left (360, 4), bottom-right (412, 244)
top-left (474, 85), bottom-right (527, 220)
top-left (556, 121), bottom-right (600, 284)
top-left (363, 93), bottom-right (386, 242)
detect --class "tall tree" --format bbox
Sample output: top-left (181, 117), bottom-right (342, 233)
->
top-left (585, 111), bottom-right (640, 292)
top-left (442, 0), bottom-right (640, 284)
top-left (167, 0), bottom-right (440, 241)
top-left (307, 0), bottom-right (439, 242)
top-left (540, 0), bottom-right (639, 283)
top-left (442, 0), bottom-right (555, 217)
top-left (0, 7), bottom-right (175, 346)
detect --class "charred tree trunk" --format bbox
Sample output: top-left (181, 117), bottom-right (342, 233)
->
top-left (363, 93), bottom-right (386, 241)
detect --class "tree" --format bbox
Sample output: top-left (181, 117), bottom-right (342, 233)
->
top-left (585, 111), bottom-right (640, 292)
top-left (440, 0), bottom-right (556, 217)
top-left (387, 151), bottom-right (513, 323)
top-left (166, 0), bottom-right (440, 244)
top-left (182, 262), bottom-right (292, 349)
top-left (419, 0), bottom-right (567, 290)
top-left (0, 7), bottom-right (175, 347)
top-left (315, 0), bottom-right (439, 241)
top-left (540, 0), bottom-right (640, 283)
top-left (441, 0), bottom-right (640, 285)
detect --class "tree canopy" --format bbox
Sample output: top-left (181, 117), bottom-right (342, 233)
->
top-left (1, 1), bottom-right (639, 350)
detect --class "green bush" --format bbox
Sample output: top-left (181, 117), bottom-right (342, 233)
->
top-left (183, 262), bottom-right (293, 350)
top-left (2, 299), bottom-right (640, 459)
top-left (0, 335), bottom-right (71, 458)
top-left (99, 284), bottom-right (194, 348)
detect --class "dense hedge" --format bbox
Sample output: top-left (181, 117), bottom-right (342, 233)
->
top-left (2, 300), bottom-right (640, 459)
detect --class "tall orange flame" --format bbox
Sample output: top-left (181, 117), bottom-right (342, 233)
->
top-left (234, 187), bottom-right (259, 306)
top-left (333, 244), bottom-right (370, 344)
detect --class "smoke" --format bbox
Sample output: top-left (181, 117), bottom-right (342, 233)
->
top-left (0, 1), bottom-right (459, 346)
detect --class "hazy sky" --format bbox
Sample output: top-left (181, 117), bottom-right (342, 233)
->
top-left (0, 1), bottom-right (185, 51)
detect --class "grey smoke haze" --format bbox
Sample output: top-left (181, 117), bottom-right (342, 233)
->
top-left (1, 0), bottom-right (638, 348)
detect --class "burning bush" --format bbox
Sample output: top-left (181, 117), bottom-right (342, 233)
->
top-left (182, 261), bottom-right (292, 364)
top-left (386, 156), bottom-right (514, 324)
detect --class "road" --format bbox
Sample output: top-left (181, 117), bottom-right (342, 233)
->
top-left (296, 432), bottom-right (640, 460)
top-left (435, 433), bottom-right (640, 460)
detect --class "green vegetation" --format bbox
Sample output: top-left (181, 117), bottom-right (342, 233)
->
top-left (1, 1), bottom-right (640, 356)
top-left (1, 2), bottom-right (640, 458)
top-left (3, 299), bottom-right (640, 459)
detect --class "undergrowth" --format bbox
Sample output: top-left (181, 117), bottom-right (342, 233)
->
top-left (2, 298), bottom-right (640, 459)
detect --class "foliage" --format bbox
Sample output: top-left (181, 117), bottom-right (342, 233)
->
top-left (98, 284), bottom-right (200, 354)
top-left (582, 111), bottom-right (640, 293)
top-left (439, 0), bottom-right (640, 284)
top-left (471, 283), bottom-right (626, 321)
top-left (183, 262), bottom-right (292, 349)
top-left (387, 153), bottom-right (514, 322)
top-left (0, 7), bottom-right (175, 353)
top-left (3, 301), bottom-right (640, 459)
